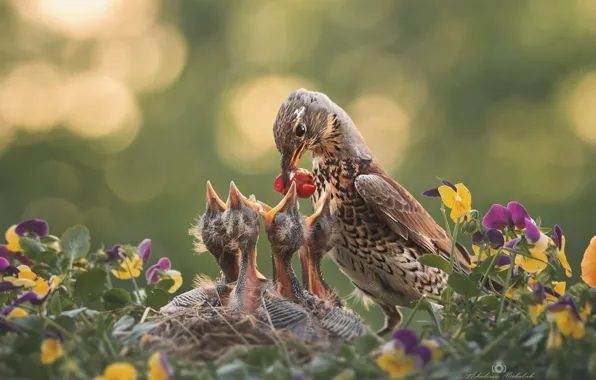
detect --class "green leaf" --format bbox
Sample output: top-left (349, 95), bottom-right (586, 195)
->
top-left (338, 344), bottom-right (355, 361)
top-left (74, 268), bottom-right (107, 304)
top-left (310, 355), bottom-right (341, 378)
top-left (54, 315), bottom-right (75, 332)
top-left (103, 288), bottom-right (134, 310)
top-left (418, 254), bottom-right (452, 274)
top-left (48, 293), bottom-right (62, 316)
top-left (448, 273), bottom-right (481, 299)
top-left (122, 322), bottom-right (159, 344)
top-left (145, 288), bottom-right (170, 309)
top-left (244, 346), bottom-right (280, 368)
top-left (60, 307), bottom-right (100, 318)
top-left (216, 360), bottom-right (248, 380)
top-left (61, 225), bottom-right (91, 260)
top-left (155, 278), bottom-right (175, 292)
top-left (19, 237), bottom-right (46, 256)
top-left (112, 315), bottom-right (135, 333)
top-left (353, 334), bottom-right (381, 356)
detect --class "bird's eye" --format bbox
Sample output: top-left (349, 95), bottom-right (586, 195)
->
top-left (314, 222), bottom-right (322, 231)
top-left (295, 123), bottom-right (307, 137)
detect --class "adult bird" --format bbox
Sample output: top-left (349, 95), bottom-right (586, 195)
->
top-left (272, 89), bottom-right (470, 335)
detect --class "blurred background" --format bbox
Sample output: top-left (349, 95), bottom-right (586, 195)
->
top-left (1, 0), bottom-right (595, 330)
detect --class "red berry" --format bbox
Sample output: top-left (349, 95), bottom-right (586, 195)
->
top-left (273, 169), bottom-right (316, 198)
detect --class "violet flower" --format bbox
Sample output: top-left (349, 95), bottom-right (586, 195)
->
top-left (482, 202), bottom-right (530, 230)
top-left (421, 178), bottom-right (457, 197)
top-left (15, 219), bottom-right (49, 237)
top-left (145, 257), bottom-right (171, 284)
top-left (138, 239), bottom-right (152, 263)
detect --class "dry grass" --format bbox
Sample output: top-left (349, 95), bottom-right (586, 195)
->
top-left (144, 305), bottom-right (342, 366)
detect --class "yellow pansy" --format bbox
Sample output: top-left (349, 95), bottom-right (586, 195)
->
top-left (148, 352), bottom-right (173, 380)
top-left (514, 247), bottom-right (548, 274)
top-left (165, 270), bottom-right (183, 293)
top-left (111, 254), bottom-right (143, 280)
top-left (377, 349), bottom-right (417, 379)
top-left (438, 183), bottom-right (472, 223)
top-left (41, 337), bottom-right (64, 365)
top-left (528, 304), bottom-right (544, 325)
top-left (547, 298), bottom-right (585, 339)
top-left (3, 265), bottom-right (41, 288)
top-left (7, 307), bottom-right (28, 320)
top-left (581, 236), bottom-right (596, 287)
top-left (5, 225), bottom-right (21, 252)
top-left (581, 303), bottom-right (592, 321)
top-left (96, 363), bottom-right (138, 380)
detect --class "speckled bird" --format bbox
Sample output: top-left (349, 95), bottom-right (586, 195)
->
top-left (273, 89), bottom-right (470, 335)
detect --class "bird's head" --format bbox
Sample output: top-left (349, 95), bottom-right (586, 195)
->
top-left (304, 190), bottom-right (335, 256)
top-left (273, 89), bottom-right (368, 187)
top-left (221, 182), bottom-right (262, 249)
top-left (258, 182), bottom-right (305, 256)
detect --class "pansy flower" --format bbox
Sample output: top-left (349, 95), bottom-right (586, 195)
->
top-left (482, 202), bottom-right (529, 230)
top-left (2, 265), bottom-right (43, 289)
top-left (105, 244), bottom-right (123, 262)
top-left (423, 179), bottom-right (471, 223)
top-left (12, 276), bottom-right (60, 306)
top-left (551, 225), bottom-right (571, 277)
top-left (148, 351), bottom-right (174, 380)
top-left (111, 254), bottom-right (143, 280)
top-left (421, 337), bottom-right (444, 362)
top-left (96, 362), bottom-right (138, 380)
top-left (546, 297), bottom-right (585, 339)
top-left (528, 282), bottom-right (546, 325)
top-left (377, 329), bottom-right (431, 379)
top-left (470, 229), bottom-right (509, 270)
top-left (138, 239), bottom-right (152, 263)
top-left (514, 219), bottom-right (548, 274)
top-left (146, 258), bottom-right (183, 293)
top-left (581, 236), bottom-right (596, 287)
top-left (5, 219), bottom-right (50, 253)
top-left (41, 332), bottom-right (64, 365)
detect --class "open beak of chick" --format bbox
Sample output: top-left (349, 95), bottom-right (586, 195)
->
top-left (206, 180), bottom-right (227, 211)
top-left (227, 181), bottom-right (262, 213)
top-left (258, 182), bottom-right (298, 228)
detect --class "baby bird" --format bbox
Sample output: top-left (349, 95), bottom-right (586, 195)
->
top-left (301, 192), bottom-right (373, 340)
top-left (260, 185), bottom-right (372, 341)
top-left (161, 182), bottom-right (262, 313)
top-left (300, 191), bottom-right (342, 307)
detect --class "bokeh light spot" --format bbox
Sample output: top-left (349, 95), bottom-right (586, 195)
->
top-left (217, 75), bottom-right (314, 174)
top-left (61, 72), bottom-right (141, 138)
top-left (0, 60), bottom-right (65, 131)
top-left (22, 197), bottom-right (82, 234)
top-left (348, 94), bottom-right (411, 172)
top-left (564, 71), bottom-right (596, 146)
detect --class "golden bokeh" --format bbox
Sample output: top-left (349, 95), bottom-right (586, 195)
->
top-left (0, 120), bottom-right (16, 155)
top-left (348, 94), bottom-right (411, 172)
top-left (227, 0), bottom-right (323, 69)
top-left (92, 24), bottom-right (187, 93)
top-left (563, 71), bottom-right (596, 146)
top-left (22, 197), bottom-right (82, 234)
top-left (0, 60), bottom-right (65, 131)
top-left (61, 72), bottom-right (141, 138)
top-left (217, 75), bottom-right (314, 174)
top-left (488, 100), bottom-right (586, 203)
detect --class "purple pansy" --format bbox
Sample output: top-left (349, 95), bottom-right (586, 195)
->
top-left (105, 244), bottom-right (123, 262)
top-left (547, 297), bottom-right (582, 320)
top-left (0, 245), bottom-right (33, 266)
top-left (0, 257), bottom-right (9, 272)
top-left (505, 237), bottom-right (521, 250)
top-left (552, 225), bottom-right (563, 250)
top-left (15, 219), bottom-right (49, 237)
top-left (390, 328), bottom-right (432, 368)
top-left (0, 306), bottom-right (24, 333)
top-left (0, 281), bottom-right (22, 292)
top-left (13, 290), bottom-right (50, 306)
top-left (482, 202), bottom-right (530, 230)
top-left (422, 178), bottom-right (457, 197)
top-left (524, 218), bottom-right (541, 244)
top-left (138, 239), bottom-right (152, 263)
top-left (496, 255), bottom-right (512, 267)
top-left (146, 257), bottom-right (171, 283)
top-left (472, 228), bottom-right (505, 248)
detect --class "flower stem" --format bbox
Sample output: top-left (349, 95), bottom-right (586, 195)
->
top-left (403, 297), bottom-right (426, 329)
top-left (476, 247), bottom-right (503, 295)
top-left (440, 202), bottom-right (453, 240)
top-left (102, 332), bottom-right (118, 358)
top-left (495, 252), bottom-right (516, 323)
top-left (450, 219), bottom-right (461, 274)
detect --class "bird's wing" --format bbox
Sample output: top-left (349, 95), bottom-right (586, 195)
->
top-left (355, 174), bottom-right (470, 272)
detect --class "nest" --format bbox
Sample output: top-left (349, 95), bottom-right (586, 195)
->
top-left (145, 305), bottom-right (341, 365)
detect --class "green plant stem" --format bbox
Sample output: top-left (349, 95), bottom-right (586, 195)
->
top-left (476, 247), bottom-right (503, 296)
top-left (450, 219), bottom-right (462, 273)
top-left (440, 202), bottom-right (453, 240)
top-left (102, 332), bottom-right (118, 358)
top-left (495, 252), bottom-right (516, 323)
top-left (106, 270), bottom-right (113, 289)
top-left (403, 297), bottom-right (426, 329)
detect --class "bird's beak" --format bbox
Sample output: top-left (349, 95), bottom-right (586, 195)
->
top-left (281, 142), bottom-right (306, 187)
top-left (206, 181), bottom-right (227, 211)
top-left (305, 190), bottom-right (331, 227)
top-left (260, 182), bottom-right (298, 227)
top-left (227, 182), bottom-right (262, 212)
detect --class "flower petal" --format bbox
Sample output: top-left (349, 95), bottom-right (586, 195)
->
top-left (165, 270), bottom-right (183, 294)
top-left (421, 187), bottom-right (441, 197)
top-left (486, 229), bottom-right (505, 248)
top-left (391, 328), bottom-right (419, 354)
top-left (439, 178), bottom-right (457, 191)
top-left (455, 183), bottom-right (471, 206)
top-left (581, 236), bottom-right (596, 287)
top-left (138, 239), bottom-right (152, 263)
top-left (524, 219), bottom-right (541, 244)
top-left (553, 225), bottom-right (563, 250)
top-left (505, 237), bottom-right (521, 250)
top-left (482, 204), bottom-right (511, 230)
top-left (15, 219), bottom-right (49, 237)
top-left (507, 202), bottom-right (529, 230)
top-left (438, 186), bottom-right (457, 209)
